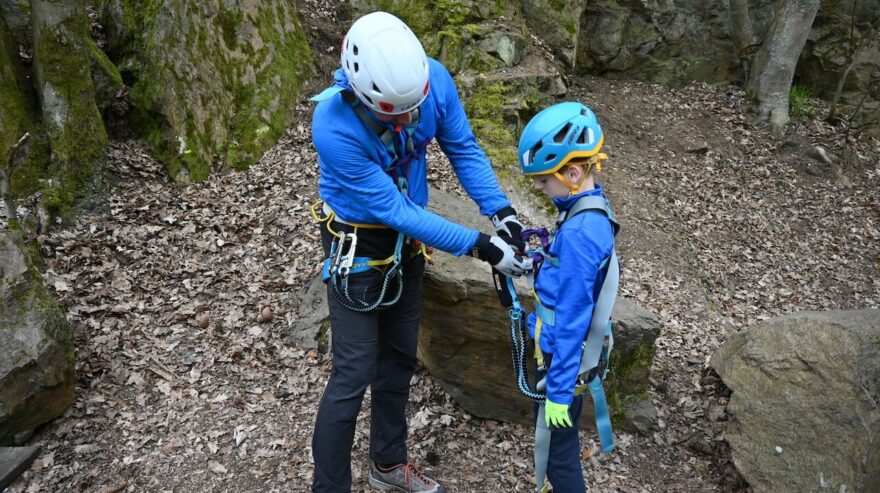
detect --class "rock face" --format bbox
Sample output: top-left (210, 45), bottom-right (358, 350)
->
top-left (96, 0), bottom-right (313, 182)
top-left (711, 310), bottom-right (880, 493)
top-left (576, 0), bottom-right (745, 85)
top-left (530, 0), bottom-right (879, 131)
top-left (0, 14), bottom-right (29, 173)
top-left (30, 0), bottom-right (107, 211)
top-left (520, 0), bottom-right (583, 68)
top-left (0, 230), bottom-right (75, 445)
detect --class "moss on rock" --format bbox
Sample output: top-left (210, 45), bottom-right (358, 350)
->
top-left (0, 229), bottom-right (75, 445)
top-left (0, 16), bottom-right (31, 170)
top-left (97, 0), bottom-right (313, 182)
top-left (605, 339), bottom-right (655, 426)
top-left (31, 0), bottom-right (107, 214)
top-left (463, 79), bottom-right (518, 170)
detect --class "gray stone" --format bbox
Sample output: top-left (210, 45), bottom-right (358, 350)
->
top-left (0, 446), bottom-right (40, 490)
top-left (571, 0), bottom-right (877, 125)
top-left (621, 397), bottom-right (659, 436)
top-left (711, 310), bottom-right (880, 493)
top-left (478, 32), bottom-right (526, 68)
top-left (0, 0), bottom-right (31, 47)
top-left (287, 271), bottom-right (330, 353)
top-left (0, 229), bottom-right (75, 445)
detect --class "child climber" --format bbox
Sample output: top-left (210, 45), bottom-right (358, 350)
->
top-left (516, 102), bottom-right (620, 493)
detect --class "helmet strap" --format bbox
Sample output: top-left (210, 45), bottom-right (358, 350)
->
top-left (553, 170), bottom-right (585, 196)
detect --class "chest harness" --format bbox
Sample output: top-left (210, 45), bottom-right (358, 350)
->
top-left (314, 91), bottom-right (432, 312)
top-left (494, 194), bottom-right (620, 493)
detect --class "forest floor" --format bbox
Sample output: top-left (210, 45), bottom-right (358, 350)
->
top-left (7, 4), bottom-right (880, 493)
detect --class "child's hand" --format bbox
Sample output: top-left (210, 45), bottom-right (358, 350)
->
top-left (545, 400), bottom-right (572, 428)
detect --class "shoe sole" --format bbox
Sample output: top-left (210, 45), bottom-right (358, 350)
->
top-left (368, 474), bottom-right (441, 493)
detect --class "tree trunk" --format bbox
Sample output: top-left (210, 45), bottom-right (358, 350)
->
top-left (745, 0), bottom-right (820, 134)
top-left (30, 0), bottom-right (106, 200)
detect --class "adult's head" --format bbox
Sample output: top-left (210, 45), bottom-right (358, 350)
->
top-left (341, 11), bottom-right (430, 116)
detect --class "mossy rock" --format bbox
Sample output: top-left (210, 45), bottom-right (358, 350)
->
top-left (520, 0), bottom-right (584, 67)
top-left (30, 0), bottom-right (107, 215)
top-left (96, 0), bottom-right (313, 182)
top-left (0, 229), bottom-right (75, 445)
top-left (0, 14), bottom-right (31, 171)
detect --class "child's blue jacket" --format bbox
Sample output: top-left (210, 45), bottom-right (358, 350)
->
top-left (311, 58), bottom-right (510, 256)
top-left (527, 186), bottom-right (616, 405)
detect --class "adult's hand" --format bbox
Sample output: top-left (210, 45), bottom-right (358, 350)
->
top-left (491, 206), bottom-right (526, 252)
top-left (471, 233), bottom-right (532, 277)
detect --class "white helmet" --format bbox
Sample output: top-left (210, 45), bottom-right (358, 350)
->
top-left (341, 11), bottom-right (430, 115)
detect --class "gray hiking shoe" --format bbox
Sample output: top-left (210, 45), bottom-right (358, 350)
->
top-left (368, 462), bottom-right (446, 492)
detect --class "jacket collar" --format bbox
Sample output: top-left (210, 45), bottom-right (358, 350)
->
top-left (552, 185), bottom-right (604, 212)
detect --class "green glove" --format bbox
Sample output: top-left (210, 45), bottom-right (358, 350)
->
top-left (544, 399), bottom-right (572, 428)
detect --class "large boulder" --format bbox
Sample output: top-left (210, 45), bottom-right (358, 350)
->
top-left (95, 0), bottom-right (313, 182)
top-left (0, 229), bottom-right (75, 445)
top-left (711, 310), bottom-right (880, 493)
top-left (419, 187), bottom-right (659, 432)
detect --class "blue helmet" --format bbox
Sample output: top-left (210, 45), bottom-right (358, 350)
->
top-left (518, 102), bottom-right (604, 175)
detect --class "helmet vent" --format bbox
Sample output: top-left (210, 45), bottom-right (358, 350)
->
top-left (577, 128), bottom-right (589, 144)
top-left (553, 123), bottom-right (572, 143)
top-left (581, 108), bottom-right (589, 116)
top-left (546, 154), bottom-right (557, 162)
top-left (531, 142), bottom-right (544, 161)
top-left (354, 62), bottom-right (359, 73)
top-left (363, 94), bottom-right (374, 105)
top-left (353, 45), bottom-right (359, 56)
top-left (372, 83), bottom-right (381, 94)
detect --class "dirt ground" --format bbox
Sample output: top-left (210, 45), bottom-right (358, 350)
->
top-left (7, 2), bottom-right (880, 493)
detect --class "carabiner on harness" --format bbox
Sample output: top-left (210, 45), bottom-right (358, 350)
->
top-left (327, 231), bottom-right (405, 313)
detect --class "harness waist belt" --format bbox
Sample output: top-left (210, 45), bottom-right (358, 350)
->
top-left (323, 202), bottom-right (388, 229)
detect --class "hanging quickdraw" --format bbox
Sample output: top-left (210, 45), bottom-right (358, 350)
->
top-left (312, 90), bottom-right (432, 313)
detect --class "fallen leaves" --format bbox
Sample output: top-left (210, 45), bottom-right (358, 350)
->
top-left (11, 68), bottom-right (878, 493)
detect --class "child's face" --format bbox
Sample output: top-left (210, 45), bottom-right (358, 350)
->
top-left (531, 174), bottom-right (570, 199)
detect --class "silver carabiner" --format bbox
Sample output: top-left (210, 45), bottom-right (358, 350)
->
top-left (338, 232), bottom-right (358, 277)
top-left (332, 232), bottom-right (348, 269)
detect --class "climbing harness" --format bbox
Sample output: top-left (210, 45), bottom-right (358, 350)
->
top-left (311, 88), bottom-right (431, 312)
top-left (495, 194), bottom-right (620, 493)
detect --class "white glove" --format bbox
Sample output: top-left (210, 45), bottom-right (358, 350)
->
top-left (471, 233), bottom-right (533, 277)
top-left (491, 206), bottom-right (525, 252)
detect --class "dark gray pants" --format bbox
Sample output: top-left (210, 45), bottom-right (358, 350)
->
top-left (312, 230), bottom-right (425, 492)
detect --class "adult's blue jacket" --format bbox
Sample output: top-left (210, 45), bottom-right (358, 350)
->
top-left (527, 186), bottom-right (615, 405)
top-left (310, 58), bottom-right (510, 256)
